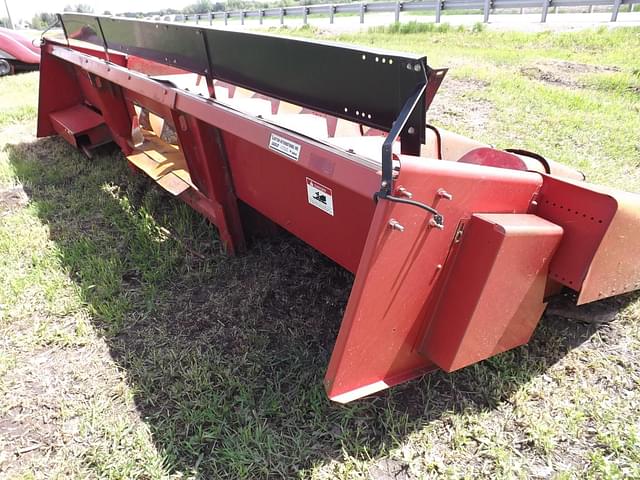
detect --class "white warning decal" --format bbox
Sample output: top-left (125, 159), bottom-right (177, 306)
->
top-left (269, 133), bottom-right (300, 161)
top-left (306, 177), bottom-right (334, 216)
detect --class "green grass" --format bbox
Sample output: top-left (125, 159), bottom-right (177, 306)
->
top-left (1, 26), bottom-right (640, 479)
top-left (0, 74), bottom-right (38, 128)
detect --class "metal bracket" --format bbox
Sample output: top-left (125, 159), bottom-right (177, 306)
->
top-left (374, 67), bottom-right (448, 228)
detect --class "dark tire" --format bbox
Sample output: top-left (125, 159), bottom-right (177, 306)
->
top-left (0, 59), bottom-right (12, 76)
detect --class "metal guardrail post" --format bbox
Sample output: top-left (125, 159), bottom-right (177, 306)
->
top-left (168, 0), bottom-right (634, 28)
top-left (483, 0), bottom-right (491, 21)
top-left (611, 0), bottom-right (622, 20)
top-left (541, 0), bottom-right (551, 21)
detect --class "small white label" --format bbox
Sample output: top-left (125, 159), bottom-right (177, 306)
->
top-left (269, 133), bottom-right (300, 161)
top-left (306, 177), bottom-right (334, 216)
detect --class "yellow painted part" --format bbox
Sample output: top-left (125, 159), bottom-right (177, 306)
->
top-left (148, 112), bottom-right (165, 139)
top-left (277, 101), bottom-right (303, 115)
top-left (127, 130), bottom-right (194, 196)
top-left (234, 87), bottom-right (255, 98)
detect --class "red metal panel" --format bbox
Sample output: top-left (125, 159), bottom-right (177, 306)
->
top-left (172, 113), bottom-right (246, 254)
top-left (458, 147), bottom-right (528, 171)
top-left (534, 176), bottom-right (640, 304)
top-left (0, 27), bottom-right (40, 64)
top-left (578, 190), bottom-right (640, 303)
top-left (126, 55), bottom-right (191, 76)
top-left (421, 213), bottom-right (563, 372)
top-left (223, 130), bottom-right (376, 272)
top-left (174, 91), bottom-right (381, 205)
top-left (49, 104), bottom-right (104, 134)
top-left (324, 159), bottom-right (543, 403)
top-left (49, 105), bottom-right (106, 148)
top-left (37, 48), bottom-right (84, 138)
top-left (533, 176), bottom-right (616, 294)
top-left (71, 67), bottom-right (133, 154)
top-left (37, 43), bottom-right (128, 139)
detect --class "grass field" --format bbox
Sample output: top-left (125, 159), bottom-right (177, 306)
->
top-left (1, 25), bottom-right (639, 479)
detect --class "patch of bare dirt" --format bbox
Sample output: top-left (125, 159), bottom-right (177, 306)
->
top-left (520, 60), bottom-right (620, 88)
top-left (369, 457), bottom-right (411, 480)
top-left (427, 78), bottom-right (492, 137)
top-left (0, 340), bottom-right (128, 478)
top-left (0, 185), bottom-right (29, 215)
top-left (547, 293), bottom-right (622, 325)
top-left (0, 123), bottom-right (34, 144)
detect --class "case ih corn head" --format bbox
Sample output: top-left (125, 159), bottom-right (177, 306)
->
top-left (0, 27), bottom-right (40, 76)
top-left (38, 14), bottom-right (640, 403)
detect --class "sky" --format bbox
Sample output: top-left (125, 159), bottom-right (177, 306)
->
top-left (4, 0), bottom-right (193, 22)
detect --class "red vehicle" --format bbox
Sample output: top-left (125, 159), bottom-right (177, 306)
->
top-left (37, 14), bottom-right (640, 403)
top-left (0, 27), bottom-right (40, 76)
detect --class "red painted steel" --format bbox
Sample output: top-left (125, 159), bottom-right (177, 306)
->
top-left (324, 159), bottom-right (543, 402)
top-left (458, 147), bottom-right (529, 171)
top-left (0, 27), bottom-right (40, 73)
top-left (421, 213), bottom-right (563, 372)
top-left (534, 176), bottom-right (640, 304)
top-left (36, 35), bottom-right (640, 403)
top-left (37, 48), bottom-right (83, 138)
top-left (223, 131), bottom-right (377, 271)
top-left (49, 104), bottom-right (110, 148)
top-left (172, 113), bottom-right (246, 254)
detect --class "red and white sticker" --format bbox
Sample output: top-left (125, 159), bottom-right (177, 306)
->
top-left (306, 177), bottom-right (334, 216)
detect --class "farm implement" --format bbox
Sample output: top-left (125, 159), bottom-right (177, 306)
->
top-left (0, 27), bottom-right (40, 76)
top-left (37, 14), bottom-right (640, 403)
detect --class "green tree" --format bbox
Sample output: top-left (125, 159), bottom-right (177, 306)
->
top-left (183, 0), bottom-right (214, 14)
top-left (63, 4), bottom-right (95, 13)
top-left (31, 12), bottom-right (56, 30)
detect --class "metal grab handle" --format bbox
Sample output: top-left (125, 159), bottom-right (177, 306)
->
top-left (381, 194), bottom-right (445, 228)
top-left (376, 79), bottom-right (444, 229)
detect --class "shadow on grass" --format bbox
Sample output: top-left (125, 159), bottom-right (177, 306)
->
top-left (6, 136), bottom-right (626, 477)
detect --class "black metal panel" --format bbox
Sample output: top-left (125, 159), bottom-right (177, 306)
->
top-left (58, 14), bottom-right (429, 134)
top-left (59, 14), bottom-right (209, 75)
top-left (98, 18), bottom-right (209, 75)
top-left (204, 29), bottom-right (427, 133)
top-left (58, 13), bottom-right (105, 49)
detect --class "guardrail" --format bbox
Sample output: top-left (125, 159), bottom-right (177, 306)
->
top-left (169, 0), bottom-right (636, 26)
